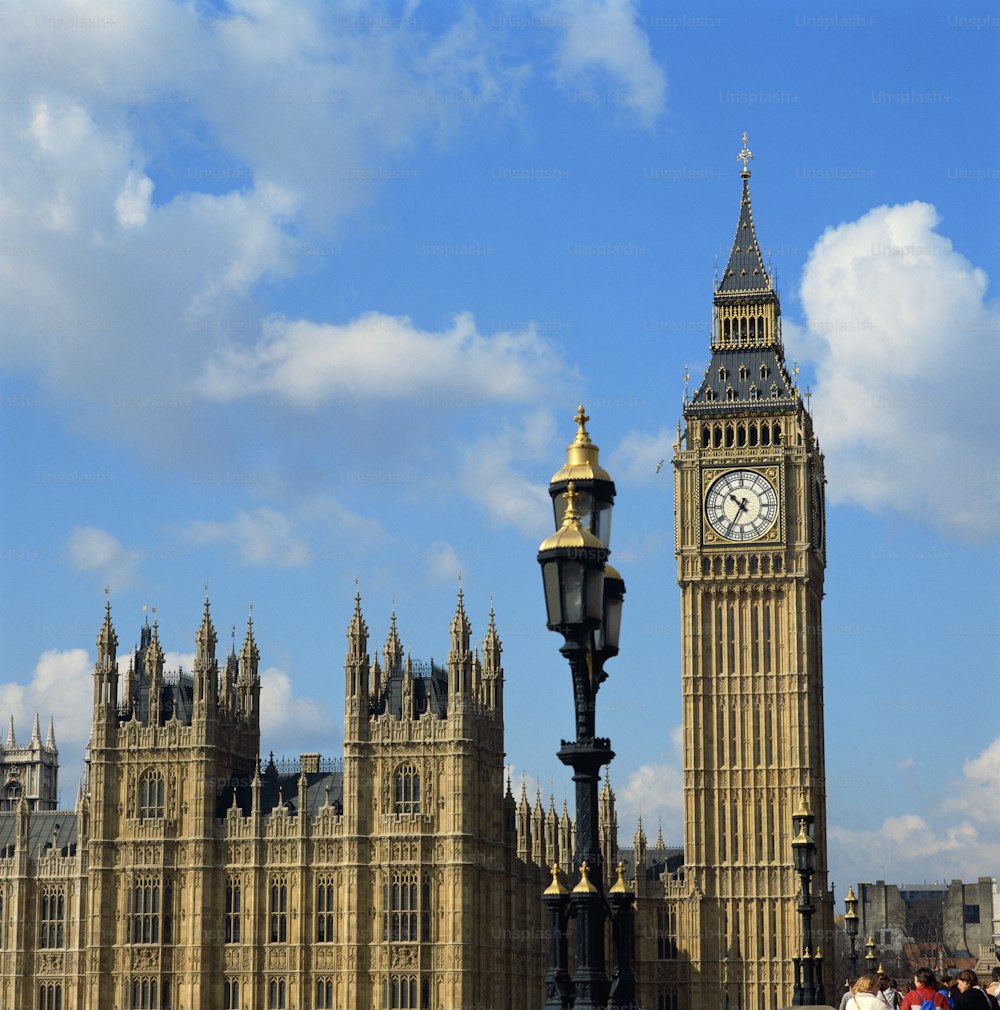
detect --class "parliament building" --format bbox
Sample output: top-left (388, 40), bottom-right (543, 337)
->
top-left (0, 140), bottom-right (832, 1010)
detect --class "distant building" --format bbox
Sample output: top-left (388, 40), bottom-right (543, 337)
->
top-left (846, 877), bottom-right (1000, 979)
top-left (0, 713), bottom-right (59, 811)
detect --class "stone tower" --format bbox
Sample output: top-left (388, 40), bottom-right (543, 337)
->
top-left (670, 134), bottom-right (833, 1010)
top-left (0, 713), bottom-right (59, 811)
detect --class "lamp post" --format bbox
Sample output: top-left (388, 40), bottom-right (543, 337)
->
top-left (538, 407), bottom-right (632, 1010)
top-left (865, 935), bottom-right (877, 976)
top-left (792, 794), bottom-right (823, 1006)
top-left (844, 886), bottom-right (860, 980)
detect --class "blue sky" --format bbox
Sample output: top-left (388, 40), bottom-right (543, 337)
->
top-left (1, 0), bottom-right (997, 894)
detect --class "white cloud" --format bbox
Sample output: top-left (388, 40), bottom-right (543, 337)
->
top-left (609, 426), bottom-right (674, 486)
top-left (0, 649), bottom-right (93, 799)
top-left (198, 312), bottom-right (568, 408)
top-left (798, 201), bottom-right (1000, 540)
top-left (829, 734), bottom-right (1000, 884)
top-left (114, 171), bottom-right (153, 229)
top-left (424, 541), bottom-right (464, 584)
top-left (66, 526), bottom-right (140, 589)
top-left (0, 2), bottom-right (525, 438)
top-left (617, 724), bottom-right (684, 844)
top-left (549, 0), bottom-right (666, 127)
top-left (260, 666), bottom-right (337, 756)
top-left (185, 507), bottom-right (312, 568)
top-left (457, 408), bottom-right (558, 536)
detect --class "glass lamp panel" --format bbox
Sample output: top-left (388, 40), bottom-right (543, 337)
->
top-left (603, 594), bottom-right (623, 652)
top-left (596, 500), bottom-right (613, 549)
top-left (584, 566), bottom-right (605, 623)
top-left (792, 840), bottom-right (808, 872)
top-left (561, 559), bottom-right (587, 625)
top-left (542, 560), bottom-right (563, 627)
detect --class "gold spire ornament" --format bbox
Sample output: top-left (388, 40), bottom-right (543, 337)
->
top-left (737, 130), bottom-right (753, 176)
top-left (573, 860), bottom-right (598, 894)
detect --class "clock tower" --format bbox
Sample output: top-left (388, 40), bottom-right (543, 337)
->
top-left (671, 135), bottom-right (832, 1010)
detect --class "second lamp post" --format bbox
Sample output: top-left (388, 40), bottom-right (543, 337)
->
top-left (537, 406), bottom-right (631, 1010)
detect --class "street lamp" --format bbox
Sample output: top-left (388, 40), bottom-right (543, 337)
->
top-left (844, 886), bottom-right (860, 980)
top-left (792, 793), bottom-right (824, 1006)
top-left (865, 935), bottom-right (877, 976)
top-left (538, 407), bottom-right (633, 1010)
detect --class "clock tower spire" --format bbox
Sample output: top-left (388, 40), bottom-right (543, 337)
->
top-left (670, 135), bottom-right (832, 1010)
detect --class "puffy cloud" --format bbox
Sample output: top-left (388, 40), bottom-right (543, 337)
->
top-left (617, 725), bottom-right (684, 843)
top-left (423, 542), bottom-right (463, 584)
top-left (259, 666), bottom-right (337, 755)
top-left (184, 507), bottom-right (312, 568)
top-left (0, 649), bottom-right (93, 796)
top-left (66, 526), bottom-right (140, 589)
top-left (549, 0), bottom-right (667, 127)
top-left (0, 1), bottom-right (525, 432)
top-left (457, 408), bottom-right (558, 536)
top-left (199, 312), bottom-right (569, 408)
top-left (829, 735), bottom-right (1000, 883)
top-left (798, 201), bottom-right (1000, 540)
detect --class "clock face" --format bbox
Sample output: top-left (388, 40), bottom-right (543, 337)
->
top-left (705, 470), bottom-right (779, 542)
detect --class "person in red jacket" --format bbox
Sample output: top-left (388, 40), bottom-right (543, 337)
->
top-left (901, 968), bottom-right (951, 1010)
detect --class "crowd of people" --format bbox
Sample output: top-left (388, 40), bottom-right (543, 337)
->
top-left (839, 967), bottom-right (1000, 1010)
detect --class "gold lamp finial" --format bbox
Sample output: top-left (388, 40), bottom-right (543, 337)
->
top-left (738, 131), bottom-right (753, 177)
top-left (543, 862), bottom-right (569, 895)
top-left (609, 861), bottom-right (629, 894)
top-left (573, 860), bottom-right (599, 894)
top-left (550, 404), bottom-right (613, 486)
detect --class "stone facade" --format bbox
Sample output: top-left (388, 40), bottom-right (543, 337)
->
top-left (0, 714), bottom-right (59, 811)
top-left (665, 142), bottom-right (835, 1010)
top-left (0, 592), bottom-right (575, 1010)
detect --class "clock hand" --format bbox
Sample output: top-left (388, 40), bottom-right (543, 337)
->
top-left (729, 493), bottom-right (749, 515)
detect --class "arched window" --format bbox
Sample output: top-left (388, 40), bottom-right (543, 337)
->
top-left (316, 876), bottom-right (335, 942)
top-left (39, 887), bottom-right (66, 948)
top-left (383, 870), bottom-right (431, 943)
top-left (2, 780), bottom-right (21, 811)
top-left (38, 982), bottom-right (63, 1010)
top-left (224, 980), bottom-right (240, 1009)
top-left (126, 977), bottom-right (158, 1009)
top-left (393, 763), bottom-right (420, 815)
top-left (138, 770), bottom-right (165, 820)
top-left (268, 876), bottom-right (287, 943)
top-left (127, 876), bottom-right (161, 945)
top-left (225, 877), bottom-right (241, 943)
top-left (268, 978), bottom-right (286, 1010)
top-left (316, 979), bottom-right (335, 1009)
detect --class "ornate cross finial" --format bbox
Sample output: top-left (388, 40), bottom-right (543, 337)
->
top-left (574, 404), bottom-right (589, 430)
top-left (737, 131), bottom-right (753, 176)
top-left (104, 584), bottom-right (110, 598)
top-left (683, 364), bottom-right (691, 402)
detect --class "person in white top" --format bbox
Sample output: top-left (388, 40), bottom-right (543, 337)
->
top-left (851, 973), bottom-right (887, 1010)
top-left (879, 974), bottom-right (903, 1009)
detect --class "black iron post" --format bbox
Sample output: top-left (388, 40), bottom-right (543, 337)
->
top-left (607, 863), bottom-right (638, 1010)
top-left (542, 864), bottom-right (574, 1010)
top-left (845, 886), bottom-right (860, 981)
top-left (792, 796), bottom-right (818, 1005)
top-left (539, 408), bottom-right (632, 1010)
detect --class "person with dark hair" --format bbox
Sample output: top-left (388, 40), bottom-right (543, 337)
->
top-left (879, 974), bottom-right (903, 1009)
top-left (901, 969), bottom-right (950, 1010)
top-left (954, 969), bottom-right (1000, 1010)
top-left (987, 968), bottom-right (1000, 1001)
